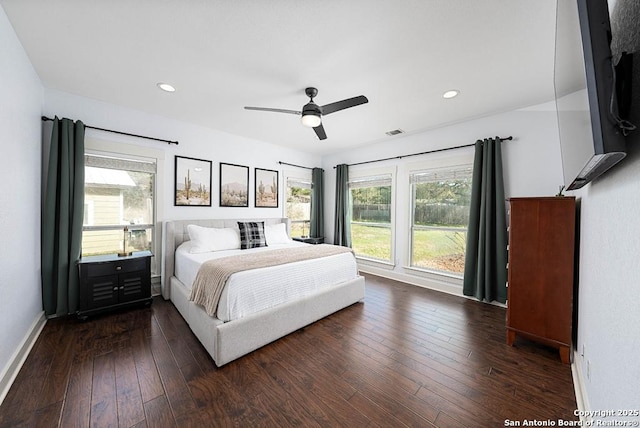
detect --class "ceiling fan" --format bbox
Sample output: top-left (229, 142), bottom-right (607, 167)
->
top-left (244, 87), bottom-right (368, 140)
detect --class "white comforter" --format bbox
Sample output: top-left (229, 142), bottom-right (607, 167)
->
top-left (175, 241), bottom-right (359, 322)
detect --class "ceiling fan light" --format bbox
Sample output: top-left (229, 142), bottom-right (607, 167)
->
top-left (301, 113), bottom-right (321, 128)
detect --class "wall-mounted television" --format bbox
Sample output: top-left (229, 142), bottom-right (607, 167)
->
top-left (554, 0), bottom-right (633, 190)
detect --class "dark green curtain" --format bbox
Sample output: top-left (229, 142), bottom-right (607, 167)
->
top-left (310, 167), bottom-right (324, 238)
top-left (333, 164), bottom-right (352, 247)
top-left (463, 138), bottom-right (508, 303)
top-left (42, 117), bottom-right (85, 316)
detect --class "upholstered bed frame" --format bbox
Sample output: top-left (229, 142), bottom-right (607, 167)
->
top-left (162, 218), bottom-right (365, 367)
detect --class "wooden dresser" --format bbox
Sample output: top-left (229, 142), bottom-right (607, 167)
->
top-left (506, 197), bottom-right (576, 364)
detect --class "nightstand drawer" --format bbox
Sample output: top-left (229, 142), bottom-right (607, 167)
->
top-left (84, 257), bottom-right (147, 277)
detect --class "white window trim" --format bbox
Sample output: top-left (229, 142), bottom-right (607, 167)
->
top-left (84, 200), bottom-right (94, 226)
top-left (348, 165), bottom-right (397, 266)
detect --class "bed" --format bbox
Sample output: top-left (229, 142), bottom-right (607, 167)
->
top-left (162, 218), bottom-right (365, 366)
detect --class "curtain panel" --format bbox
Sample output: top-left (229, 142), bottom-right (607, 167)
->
top-left (310, 167), bottom-right (324, 238)
top-left (42, 117), bottom-right (85, 316)
top-left (333, 164), bottom-right (352, 247)
top-left (462, 138), bottom-right (508, 303)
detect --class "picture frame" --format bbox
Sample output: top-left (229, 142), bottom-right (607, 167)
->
top-left (255, 168), bottom-right (279, 208)
top-left (220, 163), bottom-right (249, 207)
top-left (174, 155), bottom-right (212, 206)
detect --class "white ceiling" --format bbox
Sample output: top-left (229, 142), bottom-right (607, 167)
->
top-left (2, 0), bottom-right (558, 155)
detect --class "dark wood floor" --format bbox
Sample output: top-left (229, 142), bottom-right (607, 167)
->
top-left (0, 273), bottom-right (577, 427)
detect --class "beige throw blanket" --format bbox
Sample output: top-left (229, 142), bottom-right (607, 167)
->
top-left (189, 244), bottom-right (353, 317)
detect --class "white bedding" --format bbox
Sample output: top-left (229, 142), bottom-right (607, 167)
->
top-left (175, 241), bottom-right (359, 322)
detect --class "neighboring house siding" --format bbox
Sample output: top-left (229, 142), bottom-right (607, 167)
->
top-left (86, 187), bottom-right (122, 225)
top-left (82, 187), bottom-right (125, 255)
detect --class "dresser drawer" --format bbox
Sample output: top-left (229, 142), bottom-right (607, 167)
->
top-left (83, 257), bottom-right (147, 277)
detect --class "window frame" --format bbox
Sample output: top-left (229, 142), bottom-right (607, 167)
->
top-left (348, 166), bottom-right (396, 266)
top-left (83, 137), bottom-right (165, 276)
top-left (407, 154), bottom-right (474, 278)
top-left (283, 170), bottom-right (312, 237)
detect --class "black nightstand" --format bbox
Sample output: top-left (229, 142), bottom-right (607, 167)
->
top-left (292, 236), bottom-right (325, 245)
top-left (77, 251), bottom-right (153, 319)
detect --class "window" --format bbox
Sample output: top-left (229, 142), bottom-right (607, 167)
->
top-left (285, 176), bottom-right (311, 237)
top-left (349, 174), bottom-right (393, 263)
top-left (410, 165), bottom-right (472, 276)
top-left (82, 154), bottom-right (156, 258)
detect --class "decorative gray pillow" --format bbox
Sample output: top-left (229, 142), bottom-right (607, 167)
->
top-left (237, 221), bottom-right (267, 249)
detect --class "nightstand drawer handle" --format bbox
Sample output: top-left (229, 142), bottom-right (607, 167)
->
top-left (115, 266), bottom-right (122, 271)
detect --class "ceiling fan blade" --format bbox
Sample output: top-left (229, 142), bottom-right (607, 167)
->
top-left (321, 95), bottom-right (368, 115)
top-left (244, 106), bottom-right (301, 115)
top-left (313, 123), bottom-right (327, 140)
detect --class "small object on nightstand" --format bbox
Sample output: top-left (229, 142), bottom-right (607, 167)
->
top-left (293, 236), bottom-right (324, 245)
top-left (117, 226), bottom-right (133, 257)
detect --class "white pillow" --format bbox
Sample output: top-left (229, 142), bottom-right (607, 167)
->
top-left (187, 224), bottom-right (241, 253)
top-left (264, 222), bottom-right (291, 245)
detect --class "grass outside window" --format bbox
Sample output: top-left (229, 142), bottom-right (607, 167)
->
top-left (411, 227), bottom-right (466, 275)
top-left (350, 222), bottom-right (392, 262)
top-left (350, 223), bottom-right (467, 275)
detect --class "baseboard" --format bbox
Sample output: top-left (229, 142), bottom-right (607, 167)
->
top-left (358, 264), bottom-right (464, 297)
top-left (571, 348), bottom-right (591, 424)
top-left (0, 311), bottom-right (47, 406)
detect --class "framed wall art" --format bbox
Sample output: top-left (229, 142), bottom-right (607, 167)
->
top-left (220, 163), bottom-right (249, 207)
top-left (174, 156), bottom-right (212, 206)
top-left (255, 168), bottom-right (279, 208)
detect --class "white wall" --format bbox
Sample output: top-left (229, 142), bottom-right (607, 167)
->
top-left (44, 88), bottom-right (322, 223)
top-left (0, 6), bottom-right (44, 400)
top-left (572, 144), bottom-right (640, 414)
top-left (568, 55), bottom-right (640, 415)
top-left (321, 104), bottom-right (563, 294)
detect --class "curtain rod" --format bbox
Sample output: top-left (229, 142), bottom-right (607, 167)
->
top-left (335, 136), bottom-right (513, 168)
top-left (278, 161), bottom-right (323, 171)
top-left (41, 116), bottom-right (179, 145)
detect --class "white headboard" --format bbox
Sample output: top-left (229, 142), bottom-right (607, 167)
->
top-left (161, 218), bottom-right (290, 299)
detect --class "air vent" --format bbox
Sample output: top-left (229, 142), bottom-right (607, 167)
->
top-left (385, 129), bottom-right (404, 136)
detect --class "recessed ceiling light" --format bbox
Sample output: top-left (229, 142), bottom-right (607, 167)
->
top-left (443, 89), bottom-right (459, 99)
top-left (157, 82), bottom-right (176, 92)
